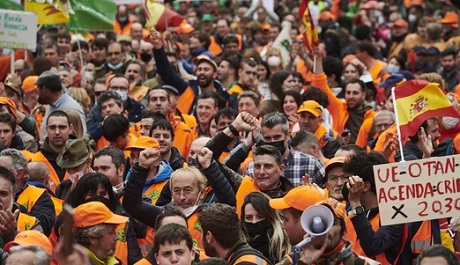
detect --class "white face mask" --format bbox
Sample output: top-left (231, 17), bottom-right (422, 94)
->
top-left (70, 171), bottom-right (85, 184)
top-left (442, 117), bottom-right (459, 130)
top-left (408, 14), bottom-right (417, 23)
top-left (180, 191), bottom-right (202, 217)
top-left (116, 90), bottom-right (128, 101)
top-left (112, 182), bottom-right (124, 195)
top-left (267, 56), bottom-right (281, 67)
top-left (84, 71), bottom-right (94, 82)
top-left (387, 64), bottom-right (400, 74)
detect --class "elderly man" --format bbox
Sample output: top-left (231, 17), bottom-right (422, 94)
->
top-left (73, 201), bottom-right (128, 265)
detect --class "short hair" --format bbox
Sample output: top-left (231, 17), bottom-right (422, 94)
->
top-left (93, 146), bottom-right (126, 169)
top-left (74, 223), bottom-right (107, 247)
top-left (198, 204), bottom-right (241, 249)
top-left (33, 56), bottom-right (53, 76)
top-left (0, 166), bottom-right (15, 194)
top-left (46, 110), bottom-right (69, 126)
top-left (336, 144), bottom-right (365, 156)
top-left (291, 131), bottom-right (320, 148)
top-left (343, 152), bottom-right (388, 194)
top-left (419, 73), bottom-right (446, 90)
top-left (126, 60), bottom-right (146, 75)
top-left (303, 87), bottom-right (330, 108)
top-left (409, 117), bottom-right (437, 143)
top-left (9, 245), bottom-right (50, 265)
top-left (102, 114), bottom-right (129, 141)
top-left (143, 111), bottom-right (167, 121)
top-left (150, 119), bottom-right (175, 141)
top-left (153, 224), bottom-right (193, 254)
top-left (44, 43), bottom-right (59, 53)
top-left (253, 145), bottom-right (283, 166)
top-left (323, 56), bottom-right (343, 85)
top-left (148, 87), bottom-right (171, 104)
top-left (221, 57), bottom-right (240, 72)
top-left (190, 32), bottom-right (211, 49)
top-left (199, 258), bottom-right (230, 265)
top-left (240, 58), bottom-right (257, 68)
top-left (0, 149), bottom-right (28, 177)
top-left (345, 79), bottom-right (367, 93)
top-left (91, 38), bottom-right (109, 50)
top-left (441, 46), bottom-right (457, 58)
top-left (108, 74), bottom-right (130, 88)
top-left (356, 41), bottom-right (377, 57)
top-left (223, 34), bottom-right (239, 45)
top-left (97, 91), bottom-right (123, 109)
top-left (214, 108), bottom-right (237, 125)
top-left (154, 206), bottom-right (187, 231)
top-left (374, 110), bottom-right (395, 122)
top-left (237, 91), bottom-right (260, 107)
top-left (67, 173), bottom-right (116, 210)
top-left (197, 91), bottom-right (219, 108)
top-left (415, 245), bottom-right (458, 265)
top-left (72, 41), bottom-right (89, 52)
top-left (170, 167), bottom-right (207, 192)
top-left (27, 162), bottom-right (49, 184)
top-left (0, 113), bottom-right (16, 133)
top-left (56, 30), bottom-right (71, 41)
top-left (261, 112), bottom-right (289, 133)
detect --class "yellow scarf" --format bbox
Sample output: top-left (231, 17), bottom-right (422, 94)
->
top-left (86, 248), bottom-right (120, 265)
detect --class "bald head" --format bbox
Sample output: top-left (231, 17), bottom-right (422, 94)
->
top-left (188, 137), bottom-right (211, 160)
top-left (130, 22), bottom-right (144, 41)
top-left (28, 162), bottom-right (50, 185)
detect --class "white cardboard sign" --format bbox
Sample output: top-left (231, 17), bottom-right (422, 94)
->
top-left (373, 155), bottom-right (460, 226)
top-left (0, 10), bottom-right (37, 51)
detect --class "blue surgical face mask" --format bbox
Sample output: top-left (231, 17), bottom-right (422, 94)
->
top-left (116, 90), bottom-right (128, 101)
top-left (387, 64), bottom-right (400, 74)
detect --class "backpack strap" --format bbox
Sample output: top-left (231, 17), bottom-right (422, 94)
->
top-left (229, 247), bottom-right (273, 265)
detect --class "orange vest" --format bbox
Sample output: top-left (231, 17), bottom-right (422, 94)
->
top-left (177, 87), bottom-right (196, 115)
top-left (235, 177), bottom-right (260, 216)
top-left (115, 222), bottom-right (129, 265)
top-left (345, 213), bottom-right (407, 265)
top-left (411, 221), bottom-right (433, 254)
top-left (187, 211), bottom-right (203, 250)
top-left (182, 114), bottom-right (197, 129)
top-left (172, 120), bottom-right (193, 159)
top-left (113, 16), bottom-right (135, 36)
top-left (28, 151), bottom-right (69, 192)
top-left (314, 124), bottom-right (338, 150)
top-left (209, 34), bottom-right (243, 57)
top-left (228, 83), bottom-right (244, 95)
top-left (18, 213), bottom-right (37, 232)
top-left (231, 253), bottom-right (269, 265)
top-left (135, 258), bottom-right (152, 265)
top-left (17, 185), bottom-right (46, 212)
top-left (144, 181), bottom-right (169, 205)
top-left (129, 85), bottom-right (150, 102)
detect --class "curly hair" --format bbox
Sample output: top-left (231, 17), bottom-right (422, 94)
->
top-left (342, 151), bottom-right (388, 193)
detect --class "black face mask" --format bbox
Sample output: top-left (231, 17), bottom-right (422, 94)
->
top-left (245, 219), bottom-right (272, 238)
top-left (265, 140), bottom-right (287, 156)
top-left (140, 52), bottom-right (152, 63)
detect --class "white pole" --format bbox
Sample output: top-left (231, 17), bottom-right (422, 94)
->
top-left (74, 30), bottom-right (85, 70)
top-left (391, 86), bottom-right (405, 162)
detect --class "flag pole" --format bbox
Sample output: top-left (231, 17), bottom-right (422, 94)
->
top-left (74, 30), bottom-right (85, 71)
top-left (391, 86), bottom-right (405, 162)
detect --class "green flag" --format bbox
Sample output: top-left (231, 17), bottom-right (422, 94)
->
top-left (67, 0), bottom-right (116, 31)
top-left (0, 0), bottom-right (22, 11)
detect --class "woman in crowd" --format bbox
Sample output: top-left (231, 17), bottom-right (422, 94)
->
top-left (241, 192), bottom-right (289, 264)
top-left (281, 90), bottom-right (302, 131)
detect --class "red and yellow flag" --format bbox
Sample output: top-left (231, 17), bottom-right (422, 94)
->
top-left (394, 80), bottom-right (460, 139)
top-left (299, 0), bottom-right (319, 53)
top-left (24, 0), bottom-right (69, 25)
top-left (145, 1), bottom-right (184, 32)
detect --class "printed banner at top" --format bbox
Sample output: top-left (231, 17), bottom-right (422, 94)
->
top-left (373, 155), bottom-right (460, 226)
top-left (0, 10), bottom-right (37, 51)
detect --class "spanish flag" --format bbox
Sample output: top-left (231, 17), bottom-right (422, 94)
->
top-left (299, 0), bottom-right (319, 53)
top-left (24, 0), bottom-right (69, 25)
top-left (145, 1), bottom-right (184, 32)
top-left (394, 80), bottom-right (460, 139)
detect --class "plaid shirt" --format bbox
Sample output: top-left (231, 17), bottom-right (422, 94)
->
top-left (244, 148), bottom-right (325, 187)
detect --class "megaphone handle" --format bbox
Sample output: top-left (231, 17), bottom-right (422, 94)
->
top-left (294, 236), bottom-right (312, 249)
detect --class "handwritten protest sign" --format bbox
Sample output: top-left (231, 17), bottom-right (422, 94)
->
top-left (0, 10), bottom-right (37, 51)
top-left (374, 155), bottom-right (460, 226)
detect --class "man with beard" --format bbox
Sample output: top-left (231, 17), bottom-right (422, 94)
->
top-left (125, 61), bottom-right (149, 103)
top-left (103, 42), bottom-right (133, 76)
top-left (150, 29), bottom-right (236, 115)
top-left (227, 59), bottom-right (258, 100)
top-left (35, 71), bottom-right (86, 141)
top-left (198, 203), bottom-right (271, 265)
top-left (312, 50), bottom-right (376, 145)
top-left (27, 111), bottom-right (72, 191)
top-left (386, 19), bottom-right (409, 60)
top-left (146, 87), bottom-right (192, 157)
top-left (217, 57), bottom-right (238, 91)
top-left (440, 47), bottom-right (460, 92)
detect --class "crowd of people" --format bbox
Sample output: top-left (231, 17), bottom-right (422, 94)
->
top-left (1, 0), bottom-right (460, 264)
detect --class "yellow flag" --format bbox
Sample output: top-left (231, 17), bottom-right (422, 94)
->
top-left (25, 0), bottom-right (69, 25)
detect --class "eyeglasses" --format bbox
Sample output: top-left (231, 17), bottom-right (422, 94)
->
top-left (109, 86), bottom-right (128, 91)
top-left (327, 174), bottom-right (349, 183)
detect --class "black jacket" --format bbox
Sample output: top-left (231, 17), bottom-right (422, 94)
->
top-left (394, 141), bottom-right (423, 161)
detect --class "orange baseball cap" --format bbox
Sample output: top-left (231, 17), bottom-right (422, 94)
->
top-left (393, 19), bottom-right (408, 28)
top-left (324, 156), bottom-right (347, 173)
top-left (74, 201), bottom-right (128, 228)
top-left (177, 23), bottom-right (195, 34)
top-left (297, 100), bottom-right (322, 117)
top-left (342, 54), bottom-right (357, 66)
top-left (4, 230), bottom-right (53, 255)
top-left (22, 76), bottom-right (39, 93)
top-left (0, 97), bottom-right (17, 119)
top-left (269, 185), bottom-right (325, 211)
top-left (441, 11), bottom-right (459, 24)
top-left (125, 136), bottom-right (160, 151)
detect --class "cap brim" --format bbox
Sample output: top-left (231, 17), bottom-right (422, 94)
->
top-left (3, 242), bottom-right (18, 253)
top-left (105, 214), bottom-right (129, 225)
top-left (125, 145), bottom-right (151, 150)
top-left (269, 198), bottom-right (291, 210)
